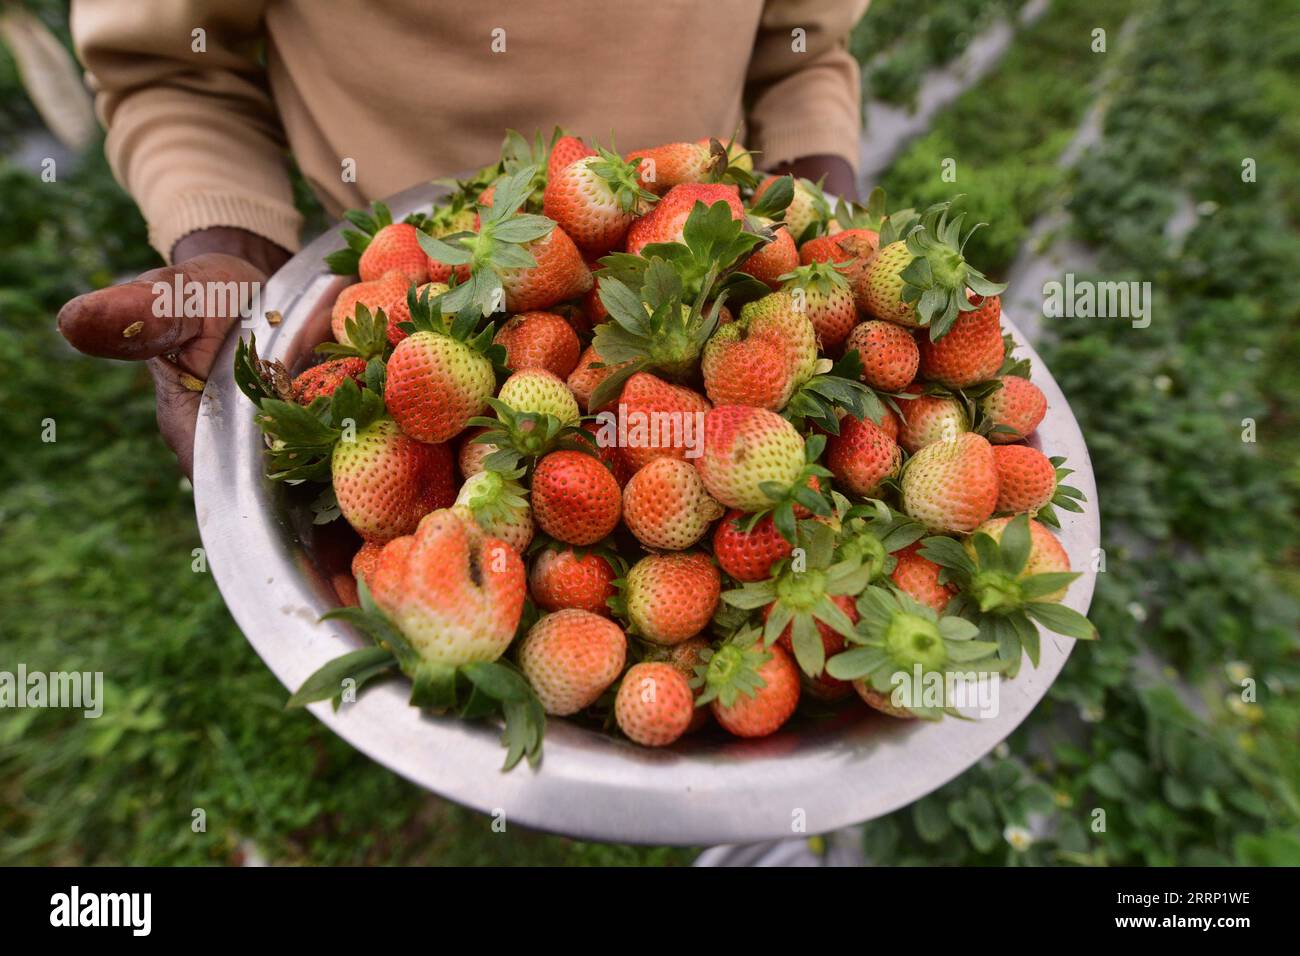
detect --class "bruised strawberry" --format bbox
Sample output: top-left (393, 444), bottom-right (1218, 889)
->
top-left (292, 357), bottom-right (367, 404)
top-left (332, 419), bottom-right (456, 542)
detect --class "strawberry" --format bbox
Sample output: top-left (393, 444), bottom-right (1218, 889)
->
top-left (292, 357), bottom-right (367, 404)
top-left (384, 297), bottom-right (498, 444)
top-left (897, 390), bottom-right (968, 453)
top-left (889, 541), bottom-right (954, 613)
top-left (754, 175), bottom-right (826, 240)
top-left (695, 405), bottom-right (806, 512)
top-left (543, 147), bottom-right (658, 256)
top-left (826, 412), bottom-right (902, 497)
top-left (517, 609), bottom-right (627, 715)
top-left (531, 449), bottom-right (622, 545)
top-left (330, 271), bottom-right (408, 345)
top-left (422, 166), bottom-right (593, 317)
top-left (383, 281), bottom-right (449, 346)
top-left (582, 420), bottom-right (635, 487)
top-left (917, 293), bottom-right (1004, 388)
top-left (453, 466), bottom-right (533, 553)
top-left (457, 426), bottom-right (495, 479)
top-left (325, 202), bottom-right (428, 284)
top-left (879, 405), bottom-right (901, 441)
top-left (529, 546), bottom-right (618, 616)
top-left (845, 320), bottom-right (919, 392)
top-left (968, 516), bottom-right (1072, 601)
top-left (359, 222), bottom-right (429, 284)
top-left (548, 133), bottom-right (596, 182)
top-left (981, 375), bottom-right (1047, 443)
top-left (641, 635), bottom-right (713, 732)
top-left (567, 345), bottom-right (628, 413)
top-left (739, 225), bottom-right (798, 289)
top-left (332, 418), bottom-right (456, 542)
top-left (625, 141), bottom-right (720, 196)
top-left (625, 183), bottom-right (743, 255)
top-left (779, 261), bottom-right (858, 354)
top-left (697, 634), bottom-right (800, 738)
top-left (351, 540), bottom-right (385, 591)
top-left (801, 228), bottom-right (879, 270)
top-left (493, 310), bottom-right (581, 378)
top-left (622, 457), bottom-right (725, 550)
top-left (992, 444), bottom-right (1056, 514)
top-left (621, 551), bottom-right (720, 644)
top-left (855, 202), bottom-right (1005, 337)
top-left (900, 432), bottom-right (998, 533)
top-left (712, 510), bottom-right (793, 582)
top-left (367, 508), bottom-right (525, 666)
top-left (737, 291), bottom-right (818, 391)
top-left (495, 368), bottom-right (580, 425)
top-left (614, 662), bottom-right (695, 747)
top-left (700, 320), bottom-right (790, 409)
top-left (612, 372), bottom-right (712, 471)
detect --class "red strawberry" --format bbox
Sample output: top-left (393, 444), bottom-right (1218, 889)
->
top-left (695, 405), bottom-right (806, 512)
top-left (292, 357), bottom-right (367, 404)
top-left (992, 444), bottom-right (1057, 514)
top-left (567, 345), bottom-right (628, 414)
top-left (529, 547), bottom-right (618, 616)
top-left (548, 133), bottom-right (596, 182)
top-left (740, 225), bottom-right (799, 289)
top-left (615, 372), bottom-right (712, 471)
top-left (625, 141), bottom-right (719, 195)
top-left (351, 540), bottom-right (385, 591)
top-left (359, 222), bottom-right (429, 284)
top-left (614, 662), bottom-right (695, 747)
top-left (368, 508), bottom-right (524, 665)
top-left (625, 183), bottom-right (743, 255)
top-left (897, 390), bottom-right (969, 453)
top-left (499, 226), bottom-right (594, 312)
top-left (703, 639), bottom-right (800, 738)
top-left (800, 227), bottom-right (879, 270)
top-left (889, 541), bottom-right (955, 613)
top-left (780, 261), bottom-right (858, 354)
top-left (493, 310), bottom-right (581, 378)
top-left (981, 376), bottom-right (1047, 443)
top-left (622, 551), bottom-right (720, 644)
top-left (543, 148), bottom-right (657, 256)
top-left (622, 457), bottom-right (724, 550)
top-left (330, 271), bottom-right (408, 345)
top-left (712, 510), bottom-right (793, 582)
top-left (641, 635), bottom-right (713, 733)
top-left (517, 609), bottom-right (627, 715)
top-left (918, 294), bottom-right (1004, 388)
top-left (700, 319), bottom-right (793, 410)
top-left (382, 281), bottom-right (449, 346)
top-left (826, 413), bottom-right (902, 496)
top-left (900, 432), bottom-right (998, 533)
top-left (878, 405), bottom-right (901, 442)
top-left (531, 450), bottom-right (622, 545)
top-left (581, 420), bottom-right (635, 487)
top-left (845, 320), bottom-right (919, 392)
top-left (331, 419), bottom-right (456, 542)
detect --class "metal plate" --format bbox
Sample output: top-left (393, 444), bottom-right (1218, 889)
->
top-left (193, 181), bottom-right (1099, 845)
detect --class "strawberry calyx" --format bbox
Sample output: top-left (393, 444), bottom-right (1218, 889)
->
top-left (833, 495), bottom-right (926, 577)
top-left (456, 466), bottom-right (530, 526)
top-left (782, 350), bottom-right (882, 433)
top-left (692, 627), bottom-right (771, 709)
top-left (420, 165), bottom-right (558, 318)
top-left (897, 199), bottom-right (1007, 341)
top-left (825, 585), bottom-right (1002, 719)
top-left (467, 399), bottom-right (593, 471)
top-left (1031, 456), bottom-right (1087, 529)
top-left (736, 432), bottom-right (834, 543)
top-left (317, 302), bottom-right (391, 362)
top-left (290, 580), bottom-right (544, 769)
top-left (918, 515), bottom-right (1095, 677)
top-left (588, 144), bottom-right (659, 213)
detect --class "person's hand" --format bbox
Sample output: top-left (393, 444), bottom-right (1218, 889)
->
top-left (57, 227), bottom-right (291, 478)
top-left (768, 154), bottom-right (859, 202)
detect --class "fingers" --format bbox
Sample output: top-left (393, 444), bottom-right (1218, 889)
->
top-left (56, 253), bottom-right (268, 362)
top-left (149, 356), bottom-right (205, 481)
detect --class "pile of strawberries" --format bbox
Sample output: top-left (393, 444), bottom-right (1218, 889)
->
top-left (237, 130), bottom-right (1094, 769)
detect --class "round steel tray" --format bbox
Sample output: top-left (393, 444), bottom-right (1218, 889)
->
top-left (193, 180), bottom-right (1100, 845)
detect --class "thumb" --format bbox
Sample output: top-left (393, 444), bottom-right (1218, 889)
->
top-left (57, 253), bottom-right (267, 362)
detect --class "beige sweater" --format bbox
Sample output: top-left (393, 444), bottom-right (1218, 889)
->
top-left (71, 0), bottom-right (867, 262)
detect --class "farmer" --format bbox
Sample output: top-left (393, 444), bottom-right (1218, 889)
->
top-left (57, 0), bottom-right (867, 476)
